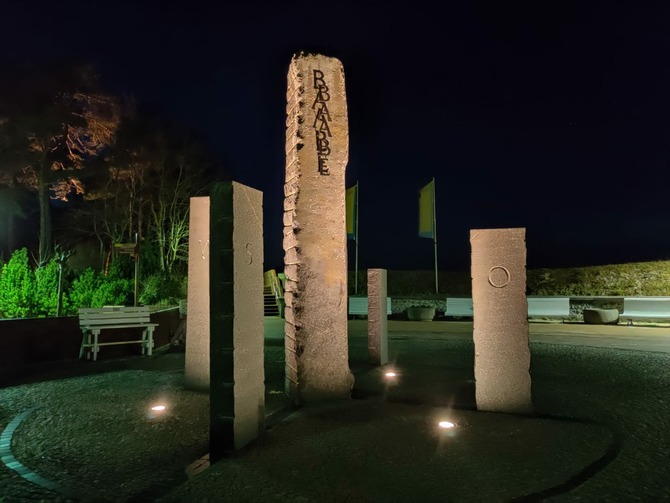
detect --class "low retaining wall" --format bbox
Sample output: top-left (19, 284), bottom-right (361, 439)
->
top-left (392, 296), bottom-right (626, 321)
top-left (0, 307), bottom-right (180, 381)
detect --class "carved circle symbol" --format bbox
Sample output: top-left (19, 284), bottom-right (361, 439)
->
top-left (488, 266), bottom-right (510, 288)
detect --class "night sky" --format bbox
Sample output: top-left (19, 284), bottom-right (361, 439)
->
top-left (4, 0), bottom-right (670, 272)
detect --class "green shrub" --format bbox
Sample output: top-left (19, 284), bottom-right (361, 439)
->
top-left (67, 263), bottom-right (133, 309)
top-left (139, 273), bottom-right (186, 306)
top-left (68, 268), bottom-right (99, 309)
top-left (0, 248), bottom-right (36, 318)
top-left (34, 259), bottom-right (60, 317)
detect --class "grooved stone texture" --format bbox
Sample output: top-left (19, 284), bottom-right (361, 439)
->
top-left (185, 182), bottom-right (265, 459)
top-left (470, 228), bottom-right (533, 415)
top-left (283, 52), bottom-right (353, 404)
top-left (367, 269), bottom-right (389, 365)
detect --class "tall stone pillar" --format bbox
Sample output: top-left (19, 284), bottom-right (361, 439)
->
top-left (283, 52), bottom-right (354, 404)
top-left (185, 197), bottom-right (210, 391)
top-left (185, 182), bottom-right (265, 459)
top-left (367, 268), bottom-right (389, 365)
top-left (470, 228), bottom-right (533, 414)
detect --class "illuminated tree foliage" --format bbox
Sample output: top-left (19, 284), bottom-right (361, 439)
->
top-left (0, 62), bottom-right (121, 265)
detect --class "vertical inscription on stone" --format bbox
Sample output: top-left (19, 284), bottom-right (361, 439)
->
top-left (471, 228), bottom-right (533, 414)
top-left (284, 52), bottom-right (353, 404)
top-left (313, 69), bottom-right (332, 175)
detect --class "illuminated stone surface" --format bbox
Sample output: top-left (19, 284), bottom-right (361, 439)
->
top-left (367, 268), bottom-right (389, 365)
top-left (470, 228), bottom-right (533, 414)
top-left (185, 197), bottom-right (210, 391)
top-left (283, 52), bottom-right (353, 404)
top-left (185, 182), bottom-right (265, 458)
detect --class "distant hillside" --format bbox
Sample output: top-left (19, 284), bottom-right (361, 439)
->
top-left (348, 261), bottom-right (670, 297)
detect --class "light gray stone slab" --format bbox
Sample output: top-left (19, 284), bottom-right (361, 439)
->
top-left (471, 228), bottom-right (533, 414)
top-left (185, 196), bottom-right (210, 391)
top-left (367, 268), bottom-right (389, 365)
top-left (208, 181), bottom-right (265, 458)
top-left (185, 184), bottom-right (265, 459)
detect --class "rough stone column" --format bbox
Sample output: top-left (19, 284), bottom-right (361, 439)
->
top-left (470, 228), bottom-right (533, 414)
top-left (209, 181), bottom-right (265, 459)
top-left (283, 52), bottom-right (354, 404)
top-left (367, 268), bottom-right (389, 365)
top-left (185, 196), bottom-right (210, 391)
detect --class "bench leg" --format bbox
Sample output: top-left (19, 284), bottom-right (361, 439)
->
top-left (92, 330), bottom-right (100, 362)
top-left (79, 332), bottom-right (89, 359)
top-left (143, 328), bottom-right (155, 356)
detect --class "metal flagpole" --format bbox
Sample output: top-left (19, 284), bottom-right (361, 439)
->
top-left (432, 177), bottom-right (438, 294)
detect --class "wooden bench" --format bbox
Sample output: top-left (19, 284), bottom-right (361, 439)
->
top-left (78, 306), bottom-right (158, 361)
top-left (348, 297), bottom-right (392, 317)
top-left (445, 296), bottom-right (570, 319)
top-left (619, 297), bottom-right (670, 325)
top-left (527, 296), bottom-right (571, 320)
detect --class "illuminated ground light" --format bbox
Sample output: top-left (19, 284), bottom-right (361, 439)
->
top-left (438, 420), bottom-right (456, 429)
top-left (148, 404), bottom-right (169, 419)
top-left (384, 371), bottom-right (397, 378)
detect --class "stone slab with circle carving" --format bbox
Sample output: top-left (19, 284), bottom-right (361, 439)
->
top-left (470, 228), bottom-right (533, 415)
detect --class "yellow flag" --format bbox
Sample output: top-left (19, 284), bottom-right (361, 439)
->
top-left (346, 182), bottom-right (358, 240)
top-left (418, 178), bottom-right (435, 239)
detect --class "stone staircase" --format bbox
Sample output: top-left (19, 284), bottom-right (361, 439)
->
top-left (264, 286), bottom-right (281, 317)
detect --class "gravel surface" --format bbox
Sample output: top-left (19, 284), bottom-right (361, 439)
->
top-left (1, 330), bottom-right (669, 502)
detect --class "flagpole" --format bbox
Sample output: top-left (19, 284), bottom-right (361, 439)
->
top-left (354, 181), bottom-right (360, 294)
top-left (432, 177), bottom-right (438, 294)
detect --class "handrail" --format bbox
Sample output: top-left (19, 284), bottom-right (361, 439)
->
top-left (264, 269), bottom-right (284, 302)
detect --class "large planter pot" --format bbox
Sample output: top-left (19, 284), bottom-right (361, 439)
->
top-left (407, 306), bottom-right (435, 321)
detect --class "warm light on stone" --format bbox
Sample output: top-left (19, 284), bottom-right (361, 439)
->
top-left (283, 52), bottom-right (354, 404)
top-left (471, 228), bottom-right (533, 415)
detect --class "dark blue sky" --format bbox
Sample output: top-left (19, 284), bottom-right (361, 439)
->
top-left (4, 0), bottom-right (670, 271)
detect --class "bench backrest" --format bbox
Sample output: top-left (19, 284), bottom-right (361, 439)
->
top-left (79, 306), bottom-right (152, 327)
top-left (445, 297), bottom-right (569, 318)
top-left (527, 297), bottom-right (571, 317)
top-left (348, 297), bottom-right (392, 315)
top-left (445, 298), bottom-right (474, 317)
top-left (622, 297), bottom-right (670, 315)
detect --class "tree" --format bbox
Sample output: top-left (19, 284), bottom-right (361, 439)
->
top-left (0, 61), bottom-right (121, 265)
top-left (78, 108), bottom-right (212, 275)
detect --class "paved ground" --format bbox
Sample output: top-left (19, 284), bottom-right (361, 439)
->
top-left (1, 319), bottom-right (669, 502)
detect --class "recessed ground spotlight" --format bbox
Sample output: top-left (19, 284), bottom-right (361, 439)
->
top-left (151, 405), bottom-right (167, 412)
top-left (384, 371), bottom-right (397, 378)
top-left (438, 421), bottom-right (455, 429)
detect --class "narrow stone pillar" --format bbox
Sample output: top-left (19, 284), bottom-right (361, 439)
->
top-left (185, 197), bottom-right (210, 391)
top-left (209, 181), bottom-right (265, 459)
top-left (283, 52), bottom-right (354, 404)
top-left (470, 228), bottom-right (533, 414)
top-left (185, 183), bottom-right (265, 459)
top-left (367, 268), bottom-right (389, 365)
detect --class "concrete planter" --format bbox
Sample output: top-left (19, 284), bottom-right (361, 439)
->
top-left (407, 306), bottom-right (435, 321)
top-left (583, 308), bottom-right (619, 325)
